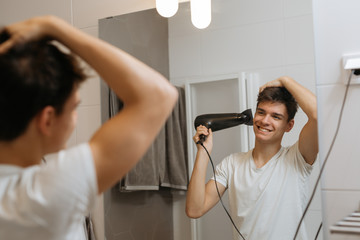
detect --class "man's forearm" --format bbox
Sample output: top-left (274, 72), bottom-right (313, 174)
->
top-left (186, 149), bottom-right (210, 218)
top-left (280, 76), bottom-right (317, 120)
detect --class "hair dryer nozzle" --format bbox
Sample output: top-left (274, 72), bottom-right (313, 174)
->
top-left (241, 109), bottom-right (253, 126)
top-left (194, 109), bottom-right (253, 144)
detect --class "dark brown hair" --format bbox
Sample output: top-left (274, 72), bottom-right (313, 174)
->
top-left (0, 31), bottom-right (86, 141)
top-left (257, 87), bottom-right (298, 121)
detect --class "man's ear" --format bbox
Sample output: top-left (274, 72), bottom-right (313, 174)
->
top-left (36, 106), bottom-right (56, 136)
top-left (285, 119), bottom-right (295, 132)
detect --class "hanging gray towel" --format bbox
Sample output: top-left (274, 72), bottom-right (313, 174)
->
top-left (161, 86), bottom-right (188, 190)
top-left (120, 126), bottom-right (166, 190)
top-left (108, 86), bottom-right (188, 191)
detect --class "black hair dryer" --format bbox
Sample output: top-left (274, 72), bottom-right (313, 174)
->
top-left (194, 109), bottom-right (253, 144)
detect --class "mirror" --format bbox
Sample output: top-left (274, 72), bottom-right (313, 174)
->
top-left (100, 0), bottom-right (321, 239)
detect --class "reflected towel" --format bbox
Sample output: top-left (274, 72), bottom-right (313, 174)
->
top-left (108, 87), bottom-right (188, 191)
top-left (161, 87), bottom-right (188, 190)
top-left (120, 127), bottom-right (166, 191)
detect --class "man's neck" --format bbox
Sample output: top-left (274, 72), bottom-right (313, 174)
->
top-left (0, 133), bottom-right (43, 168)
top-left (252, 141), bottom-right (282, 168)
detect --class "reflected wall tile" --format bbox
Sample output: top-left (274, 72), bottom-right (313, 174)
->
top-left (209, 0), bottom-right (283, 30)
top-left (314, 0), bottom-right (360, 85)
top-left (201, 21), bottom-right (284, 76)
top-left (284, 0), bottom-right (312, 18)
top-left (284, 15), bottom-right (315, 65)
top-left (284, 64), bottom-right (316, 93)
top-left (169, 34), bottom-right (203, 78)
top-left (169, 0), bottom-right (284, 37)
top-left (253, 67), bottom-right (285, 86)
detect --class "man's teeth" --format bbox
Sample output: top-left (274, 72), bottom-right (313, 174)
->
top-left (259, 127), bottom-right (270, 132)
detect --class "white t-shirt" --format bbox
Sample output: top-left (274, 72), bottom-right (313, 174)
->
top-left (214, 142), bottom-right (313, 240)
top-left (0, 143), bottom-right (97, 240)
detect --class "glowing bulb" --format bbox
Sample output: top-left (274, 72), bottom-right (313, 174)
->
top-left (191, 0), bottom-right (212, 29)
top-left (156, 0), bottom-right (178, 18)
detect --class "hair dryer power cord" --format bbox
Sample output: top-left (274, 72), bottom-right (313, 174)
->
top-left (293, 70), bottom-right (354, 239)
top-left (199, 142), bottom-right (246, 240)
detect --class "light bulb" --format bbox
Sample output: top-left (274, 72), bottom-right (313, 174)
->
top-left (191, 0), bottom-right (211, 29)
top-left (156, 0), bottom-right (178, 18)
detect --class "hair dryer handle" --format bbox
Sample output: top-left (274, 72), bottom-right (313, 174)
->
top-left (196, 134), bottom-right (207, 144)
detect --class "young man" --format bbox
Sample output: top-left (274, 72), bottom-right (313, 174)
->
top-left (0, 16), bottom-right (178, 239)
top-left (186, 76), bottom-right (318, 240)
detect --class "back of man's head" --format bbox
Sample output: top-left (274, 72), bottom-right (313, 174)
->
top-left (257, 86), bottom-right (298, 121)
top-left (0, 31), bottom-right (86, 141)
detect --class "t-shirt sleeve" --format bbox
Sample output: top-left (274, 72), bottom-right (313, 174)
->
top-left (211, 155), bottom-right (232, 189)
top-left (288, 142), bottom-right (313, 178)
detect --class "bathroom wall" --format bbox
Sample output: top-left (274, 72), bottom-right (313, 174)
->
top-left (313, 0), bottom-right (360, 239)
top-left (3, 0), bottom-right (352, 239)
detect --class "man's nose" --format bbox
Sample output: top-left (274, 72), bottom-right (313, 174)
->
top-left (260, 114), bottom-right (271, 124)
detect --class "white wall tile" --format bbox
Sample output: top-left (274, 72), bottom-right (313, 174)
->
top-left (284, 0), bottom-right (312, 18)
top-left (284, 64), bottom-right (316, 93)
top-left (77, 105), bottom-right (101, 144)
top-left (72, 0), bottom-right (155, 28)
top-left (0, 0), bottom-right (71, 25)
top-left (317, 84), bottom-right (360, 190)
top-left (253, 67), bottom-right (285, 86)
top-left (209, 0), bottom-right (283, 30)
top-left (284, 15), bottom-right (315, 65)
top-left (170, 0), bottom-right (283, 37)
top-left (169, 34), bottom-right (203, 78)
top-left (314, 0), bottom-right (360, 85)
top-left (201, 21), bottom-right (284, 76)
